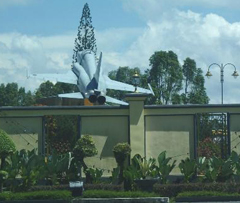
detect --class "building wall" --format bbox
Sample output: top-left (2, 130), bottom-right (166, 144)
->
top-left (0, 117), bottom-right (42, 153)
top-left (1, 97), bottom-right (240, 175)
top-left (229, 114), bottom-right (240, 154)
top-left (145, 115), bottom-right (194, 174)
top-left (81, 116), bottom-right (129, 176)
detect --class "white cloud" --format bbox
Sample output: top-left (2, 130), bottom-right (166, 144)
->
top-left (122, 0), bottom-right (240, 21)
top-left (100, 9), bottom-right (240, 104)
top-left (0, 32), bottom-right (74, 91)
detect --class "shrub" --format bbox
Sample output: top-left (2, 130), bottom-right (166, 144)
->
top-left (203, 156), bottom-right (235, 182)
top-left (131, 154), bottom-right (158, 179)
top-left (198, 137), bottom-right (221, 158)
top-left (82, 190), bottom-right (158, 198)
top-left (0, 129), bottom-right (16, 168)
top-left (73, 135), bottom-right (98, 160)
top-left (30, 183), bottom-right (124, 192)
top-left (0, 192), bottom-right (11, 201)
top-left (113, 143), bottom-right (131, 165)
top-left (0, 129), bottom-right (16, 192)
top-left (123, 154), bottom-right (158, 191)
top-left (157, 151), bottom-right (176, 184)
top-left (113, 143), bottom-right (131, 184)
top-left (177, 191), bottom-right (240, 198)
top-left (73, 135), bottom-right (98, 183)
top-left (84, 168), bottom-right (104, 183)
top-left (0, 190), bottom-right (71, 201)
top-left (29, 184), bottom-right (69, 191)
top-left (84, 183), bottom-right (124, 191)
top-left (153, 183), bottom-right (240, 197)
top-left (179, 157), bottom-right (197, 183)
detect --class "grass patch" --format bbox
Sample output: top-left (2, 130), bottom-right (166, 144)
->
top-left (0, 190), bottom-right (71, 201)
top-left (82, 190), bottom-right (159, 198)
top-left (177, 191), bottom-right (240, 198)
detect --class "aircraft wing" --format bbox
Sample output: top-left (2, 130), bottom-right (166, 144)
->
top-left (104, 76), bottom-right (152, 94)
top-left (28, 70), bottom-right (77, 85)
top-left (58, 92), bottom-right (83, 99)
top-left (106, 96), bottom-right (128, 105)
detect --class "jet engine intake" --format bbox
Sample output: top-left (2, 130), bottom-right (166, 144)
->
top-left (97, 95), bottom-right (106, 105)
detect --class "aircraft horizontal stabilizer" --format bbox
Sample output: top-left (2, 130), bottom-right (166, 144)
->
top-left (105, 96), bottom-right (128, 105)
top-left (104, 76), bottom-right (152, 94)
top-left (58, 92), bottom-right (83, 99)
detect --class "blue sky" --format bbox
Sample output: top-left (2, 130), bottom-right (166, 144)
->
top-left (0, 0), bottom-right (144, 35)
top-left (1, 0), bottom-right (240, 104)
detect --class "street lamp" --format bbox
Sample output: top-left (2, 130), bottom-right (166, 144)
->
top-left (206, 63), bottom-right (239, 104)
top-left (132, 71), bottom-right (140, 92)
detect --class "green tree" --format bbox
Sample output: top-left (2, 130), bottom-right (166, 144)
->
top-left (0, 83), bottom-right (35, 106)
top-left (54, 83), bottom-right (78, 94)
top-left (24, 91), bottom-right (35, 106)
top-left (107, 67), bottom-right (143, 101)
top-left (35, 81), bottom-right (56, 100)
top-left (149, 51), bottom-right (183, 104)
top-left (0, 84), bottom-right (6, 106)
top-left (72, 3), bottom-right (97, 64)
top-left (35, 81), bottom-right (77, 100)
top-left (188, 68), bottom-right (209, 104)
top-left (4, 83), bottom-right (18, 106)
top-left (18, 87), bottom-right (35, 106)
top-left (182, 58), bottom-right (197, 95)
top-left (181, 58), bottom-right (209, 104)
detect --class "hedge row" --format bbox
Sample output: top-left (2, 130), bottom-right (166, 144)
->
top-left (30, 183), bottom-right (123, 192)
top-left (84, 183), bottom-right (124, 191)
top-left (0, 190), bottom-right (71, 201)
top-left (0, 190), bottom-right (158, 201)
top-left (177, 191), bottom-right (240, 198)
top-left (82, 190), bottom-right (158, 198)
top-left (153, 183), bottom-right (240, 197)
top-left (29, 185), bottom-right (69, 191)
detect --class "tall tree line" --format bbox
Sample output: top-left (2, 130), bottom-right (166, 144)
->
top-left (0, 83), bottom-right (34, 106)
top-left (108, 50), bottom-right (209, 105)
top-left (0, 82), bottom-right (77, 106)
